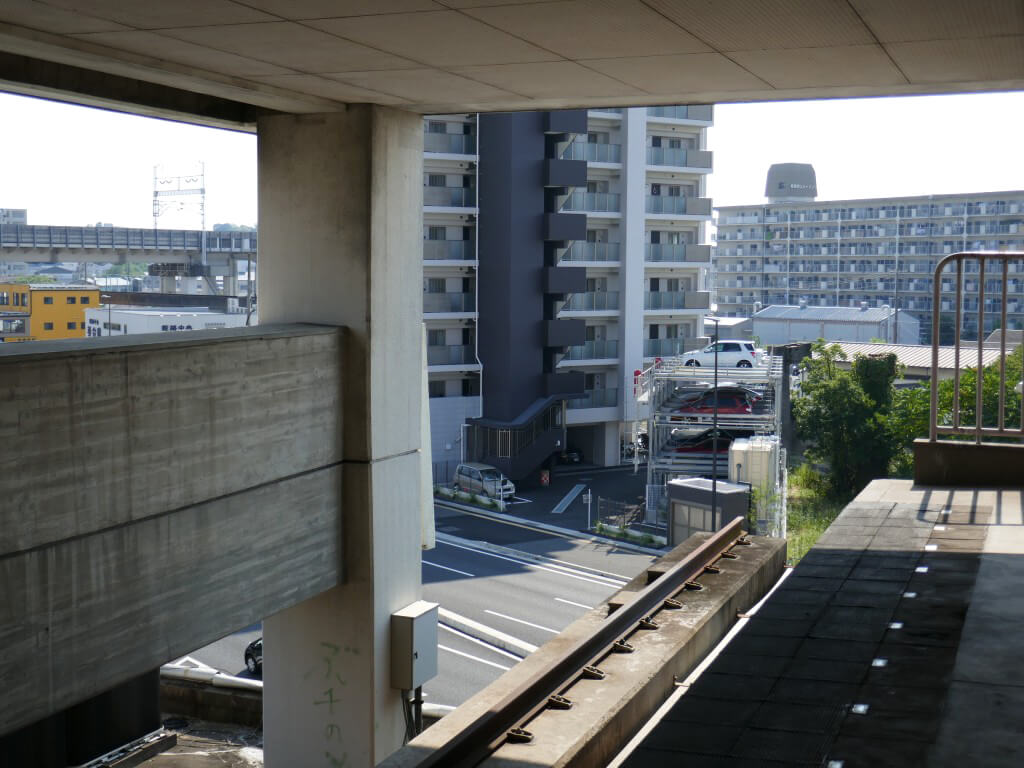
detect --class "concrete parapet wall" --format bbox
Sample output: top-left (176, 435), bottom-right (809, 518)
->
top-left (913, 438), bottom-right (1024, 487)
top-left (0, 325), bottom-right (345, 738)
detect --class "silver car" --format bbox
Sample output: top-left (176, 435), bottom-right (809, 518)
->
top-left (680, 340), bottom-right (765, 368)
top-left (453, 462), bottom-right (516, 500)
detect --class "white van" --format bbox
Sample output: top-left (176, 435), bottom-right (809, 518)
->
top-left (453, 463), bottom-right (516, 500)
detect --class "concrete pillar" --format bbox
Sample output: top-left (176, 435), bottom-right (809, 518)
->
top-left (257, 107), bottom-right (424, 767)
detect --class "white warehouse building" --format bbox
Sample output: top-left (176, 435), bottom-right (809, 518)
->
top-left (752, 303), bottom-right (920, 346)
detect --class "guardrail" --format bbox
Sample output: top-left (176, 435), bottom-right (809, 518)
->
top-left (0, 224), bottom-right (256, 252)
top-left (417, 517), bottom-right (746, 768)
top-left (929, 251), bottom-right (1024, 443)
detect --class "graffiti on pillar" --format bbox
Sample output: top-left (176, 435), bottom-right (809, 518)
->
top-left (306, 640), bottom-right (362, 767)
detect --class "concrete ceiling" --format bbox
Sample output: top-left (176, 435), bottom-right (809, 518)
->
top-left (0, 0), bottom-right (1022, 127)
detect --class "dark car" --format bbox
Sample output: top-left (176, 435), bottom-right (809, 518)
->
top-left (665, 427), bottom-right (738, 453)
top-left (245, 637), bottom-right (263, 676)
top-left (673, 390), bottom-right (754, 415)
top-left (558, 445), bottom-right (583, 464)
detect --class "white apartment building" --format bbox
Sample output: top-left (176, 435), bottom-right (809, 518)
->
top-left (423, 107), bottom-right (713, 470)
top-left (714, 184), bottom-right (1024, 343)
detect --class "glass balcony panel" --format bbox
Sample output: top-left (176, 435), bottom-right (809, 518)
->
top-left (423, 240), bottom-right (475, 260)
top-left (423, 187), bottom-right (476, 207)
top-left (563, 242), bottom-right (620, 262)
top-left (563, 142), bottom-right (622, 163)
top-left (561, 291), bottom-right (620, 311)
top-left (563, 339), bottom-right (619, 360)
top-left (423, 292), bottom-right (476, 313)
top-left (423, 132), bottom-right (476, 154)
top-left (567, 388), bottom-right (618, 409)
top-left (563, 190), bottom-right (621, 213)
top-left (427, 344), bottom-right (475, 365)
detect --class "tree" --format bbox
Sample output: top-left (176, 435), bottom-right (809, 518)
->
top-left (103, 263), bottom-right (147, 278)
top-left (793, 340), bottom-right (896, 498)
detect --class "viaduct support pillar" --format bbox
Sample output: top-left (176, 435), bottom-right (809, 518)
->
top-left (257, 106), bottom-right (424, 767)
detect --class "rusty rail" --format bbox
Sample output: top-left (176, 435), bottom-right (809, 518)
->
top-left (929, 251), bottom-right (1024, 443)
top-left (419, 517), bottom-right (746, 767)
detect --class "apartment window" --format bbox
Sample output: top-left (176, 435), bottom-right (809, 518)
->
top-left (586, 277), bottom-right (607, 293)
top-left (80, 322), bottom-right (85, 329)
top-left (586, 229), bottom-right (609, 243)
top-left (426, 121), bottom-right (446, 134)
top-left (43, 296), bottom-right (53, 304)
top-left (462, 378), bottom-right (480, 397)
top-left (66, 321), bottom-right (75, 330)
top-left (426, 226), bottom-right (446, 240)
top-left (427, 174), bottom-right (446, 187)
top-left (666, 325), bottom-right (679, 339)
top-left (0, 292), bottom-right (6, 305)
top-left (20, 293), bottom-right (27, 305)
top-left (428, 380), bottom-right (445, 398)
top-left (668, 185), bottom-right (681, 197)
top-left (586, 180), bottom-right (609, 193)
top-left (650, 183), bottom-right (661, 196)
top-left (427, 329), bottom-right (446, 346)
top-left (81, 296), bottom-right (90, 304)
top-left (648, 324), bottom-right (659, 339)
top-left (44, 322), bottom-right (53, 330)
top-left (67, 296), bottom-right (76, 304)
top-left (587, 131), bottom-right (610, 144)
top-left (424, 278), bottom-right (446, 293)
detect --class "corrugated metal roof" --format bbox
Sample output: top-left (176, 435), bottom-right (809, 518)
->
top-left (829, 341), bottom-right (1005, 371)
top-left (754, 304), bottom-right (894, 322)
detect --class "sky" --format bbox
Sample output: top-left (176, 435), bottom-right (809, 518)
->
top-left (1, 90), bottom-right (1023, 229)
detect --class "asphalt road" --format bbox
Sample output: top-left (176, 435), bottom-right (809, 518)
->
top-left (184, 504), bottom-right (658, 710)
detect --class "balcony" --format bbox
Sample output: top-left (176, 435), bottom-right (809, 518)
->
top-left (646, 196), bottom-right (711, 216)
top-left (422, 240), bottom-right (475, 261)
top-left (563, 190), bottom-right (621, 214)
top-left (567, 388), bottom-right (618, 409)
top-left (423, 292), bottom-right (475, 314)
top-left (646, 105), bottom-right (713, 122)
top-left (644, 291), bottom-right (710, 311)
top-left (563, 142), bottom-right (622, 163)
top-left (645, 243), bottom-right (711, 263)
top-left (426, 344), bottom-right (475, 366)
top-left (646, 147), bottom-right (712, 169)
top-left (423, 132), bottom-right (476, 155)
top-left (561, 291), bottom-right (620, 312)
top-left (423, 186), bottom-right (476, 207)
top-left (563, 339), bottom-right (619, 360)
top-left (563, 242), bottom-right (621, 262)
top-left (643, 337), bottom-right (685, 357)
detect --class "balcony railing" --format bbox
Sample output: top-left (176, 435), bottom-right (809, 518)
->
top-left (563, 142), bottom-right (622, 163)
top-left (930, 250), bottom-right (1024, 443)
top-left (427, 344), bottom-right (476, 366)
top-left (423, 292), bottom-right (476, 313)
top-left (423, 186), bottom-right (476, 207)
top-left (563, 242), bottom-right (620, 262)
top-left (645, 243), bottom-right (710, 263)
top-left (644, 291), bottom-right (710, 310)
top-left (646, 105), bottom-right (713, 121)
top-left (646, 147), bottom-right (712, 169)
top-left (563, 190), bottom-right (621, 213)
top-left (423, 132), bottom-right (476, 155)
top-left (561, 291), bottom-right (620, 311)
top-left (568, 388), bottom-right (618, 409)
top-left (644, 338), bottom-right (685, 357)
top-left (563, 339), bottom-right (619, 360)
top-left (423, 240), bottom-right (475, 261)
top-left (646, 196), bottom-right (711, 216)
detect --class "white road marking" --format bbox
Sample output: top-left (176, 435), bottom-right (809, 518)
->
top-left (437, 539), bottom-right (626, 588)
top-left (551, 483), bottom-right (587, 514)
top-left (439, 624), bottom-right (525, 662)
top-left (484, 609), bottom-right (559, 634)
top-left (555, 597), bottom-right (594, 610)
top-left (423, 560), bottom-right (475, 577)
top-left (438, 644), bottom-right (511, 671)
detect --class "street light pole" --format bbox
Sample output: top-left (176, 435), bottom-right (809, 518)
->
top-left (710, 312), bottom-right (721, 526)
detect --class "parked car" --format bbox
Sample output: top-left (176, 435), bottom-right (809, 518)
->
top-left (666, 427), bottom-right (739, 453)
top-left (245, 637), bottom-right (263, 676)
top-left (672, 389), bottom-right (754, 415)
top-left (453, 462), bottom-right (516, 500)
top-left (680, 340), bottom-right (765, 368)
top-left (558, 445), bottom-right (583, 464)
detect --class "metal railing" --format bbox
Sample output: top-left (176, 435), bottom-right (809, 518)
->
top-left (646, 105), bottom-right (713, 121)
top-left (423, 240), bottom-right (475, 261)
top-left (416, 517), bottom-right (744, 767)
top-left (560, 291), bottom-right (620, 311)
top-left (424, 132), bottom-right (476, 155)
top-left (563, 191), bottom-right (621, 213)
top-left (427, 344), bottom-right (476, 366)
top-left (0, 225), bottom-right (256, 253)
top-left (423, 292), bottom-right (476, 313)
top-left (568, 388), bottom-right (618, 409)
top-left (562, 242), bottom-right (620, 262)
top-left (930, 251), bottom-right (1024, 443)
top-left (563, 339), bottom-right (618, 360)
top-left (646, 196), bottom-right (711, 216)
top-left (562, 142), bottom-right (622, 163)
top-left (644, 291), bottom-right (709, 310)
top-left (423, 187), bottom-right (476, 207)
top-left (645, 244), bottom-right (710, 263)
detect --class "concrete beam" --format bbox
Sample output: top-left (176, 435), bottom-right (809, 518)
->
top-left (0, 324), bottom-right (345, 738)
top-left (913, 438), bottom-right (1024, 487)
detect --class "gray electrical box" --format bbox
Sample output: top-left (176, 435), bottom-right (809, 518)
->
top-left (391, 600), bottom-right (439, 690)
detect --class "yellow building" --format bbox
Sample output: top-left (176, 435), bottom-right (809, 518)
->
top-left (0, 283), bottom-right (101, 342)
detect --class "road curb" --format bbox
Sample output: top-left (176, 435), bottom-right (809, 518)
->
top-left (434, 499), bottom-right (665, 556)
top-left (435, 531), bottom-right (631, 583)
top-left (438, 607), bottom-right (537, 657)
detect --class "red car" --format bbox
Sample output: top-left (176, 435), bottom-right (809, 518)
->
top-left (673, 390), bottom-right (753, 415)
